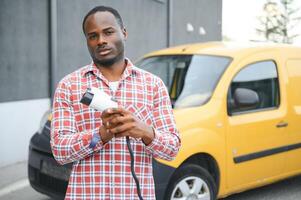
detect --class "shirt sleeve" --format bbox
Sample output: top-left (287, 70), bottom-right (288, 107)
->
top-left (145, 78), bottom-right (181, 161)
top-left (50, 79), bottom-right (104, 165)
top-left (89, 132), bottom-right (101, 148)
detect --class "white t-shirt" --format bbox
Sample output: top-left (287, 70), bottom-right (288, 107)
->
top-left (109, 81), bottom-right (119, 93)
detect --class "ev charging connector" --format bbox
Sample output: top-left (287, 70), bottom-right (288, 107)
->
top-left (80, 87), bottom-right (118, 111)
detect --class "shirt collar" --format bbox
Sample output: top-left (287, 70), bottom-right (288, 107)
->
top-left (81, 58), bottom-right (137, 81)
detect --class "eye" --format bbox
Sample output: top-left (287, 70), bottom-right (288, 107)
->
top-left (105, 30), bottom-right (114, 36)
top-left (88, 34), bottom-right (97, 40)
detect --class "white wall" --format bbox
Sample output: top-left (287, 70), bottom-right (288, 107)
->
top-left (0, 98), bottom-right (50, 167)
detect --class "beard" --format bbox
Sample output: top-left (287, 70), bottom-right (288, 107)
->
top-left (93, 53), bottom-right (123, 67)
top-left (90, 42), bottom-right (125, 68)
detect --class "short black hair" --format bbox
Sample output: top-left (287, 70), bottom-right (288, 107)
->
top-left (82, 6), bottom-right (124, 35)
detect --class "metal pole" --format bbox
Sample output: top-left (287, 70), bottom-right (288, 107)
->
top-left (167, 0), bottom-right (173, 47)
top-left (50, 0), bottom-right (57, 101)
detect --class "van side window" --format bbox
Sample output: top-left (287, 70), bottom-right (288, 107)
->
top-left (228, 61), bottom-right (280, 114)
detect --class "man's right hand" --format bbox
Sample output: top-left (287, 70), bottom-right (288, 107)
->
top-left (99, 126), bottom-right (113, 144)
top-left (100, 111), bottom-right (121, 143)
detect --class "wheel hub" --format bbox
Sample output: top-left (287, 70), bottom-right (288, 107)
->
top-left (187, 194), bottom-right (198, 200)
top-left (171, 175), bottom-right (211, 200)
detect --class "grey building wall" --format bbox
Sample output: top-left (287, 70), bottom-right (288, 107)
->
top-left (0, 0), bottom-right (222, 103)
top-left (0, 0), bottom-right (50, 102)
top-left (171, 0), bottom-right (222, 45)
top-left (56, 0), bottom-right (167, 83)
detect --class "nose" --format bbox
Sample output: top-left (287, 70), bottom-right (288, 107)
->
top-left (97, 34), bottom-right (107, 46)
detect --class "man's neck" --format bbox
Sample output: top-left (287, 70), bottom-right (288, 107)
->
top-left (96, 58), bottom-right (126, 81)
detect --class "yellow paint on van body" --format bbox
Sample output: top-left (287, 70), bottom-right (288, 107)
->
top-left (145, 42), bottom-right (301, 198)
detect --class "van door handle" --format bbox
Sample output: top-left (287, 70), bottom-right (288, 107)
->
top-left (276, 121), bottom-right (288, 128)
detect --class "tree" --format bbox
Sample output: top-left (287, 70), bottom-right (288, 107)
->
top-left (257, 0), bottom-right (301, 43)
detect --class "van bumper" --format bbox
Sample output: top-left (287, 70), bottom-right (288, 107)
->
top-left (153, 159), bottom-right (176, 200)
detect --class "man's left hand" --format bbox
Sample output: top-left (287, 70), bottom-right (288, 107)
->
top-left (101, 107), bottom-right (155, 145)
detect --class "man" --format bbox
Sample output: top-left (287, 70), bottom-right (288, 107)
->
top-left (51, 6), bottom-right (180, 200)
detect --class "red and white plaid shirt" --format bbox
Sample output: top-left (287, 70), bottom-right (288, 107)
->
top-left (50, 59), bottom-right (180, 200)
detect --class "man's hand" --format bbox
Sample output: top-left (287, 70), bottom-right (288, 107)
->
top-left (98, 126), bottom-right (113, 144)
top-left (99, 112), bottom-right (121, 144)
top-left (101, 107), bottom-right (155, 145)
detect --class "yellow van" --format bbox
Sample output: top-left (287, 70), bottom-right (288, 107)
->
top-left (137, 42), bottom-right (301, 199)
top-left (28, 42), bottom-right (301, 200)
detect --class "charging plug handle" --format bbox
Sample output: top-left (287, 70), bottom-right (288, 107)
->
top-left (80, 89), bottom-right (93, 106)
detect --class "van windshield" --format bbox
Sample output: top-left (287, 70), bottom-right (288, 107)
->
top-left (136, 55), bottom-right (231, 108)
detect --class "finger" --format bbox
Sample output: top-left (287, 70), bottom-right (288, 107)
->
top-left (109, 115), bottom-right (134, 125)
top-left (103, 121), bottom-right (112, 129)
top-left (108, 122), bottom-right (134, 135)
top-left (101, 109), bottom-right (120, 118)
top-left (102, 113), bottom-right (120, 123)
top-left (103, 118), bottom-right (116, 129)
top-left (102, 113), bottom-right (120, 129)
top-left (103, 107), bottom-right (131, 116)
top-left (114, 130), bottom-right (129, 138)
top-left (104, 113), bottom-right (134, 129)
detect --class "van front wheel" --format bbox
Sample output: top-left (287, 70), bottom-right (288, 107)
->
top-left (165, 164), bottom-right (217, 200)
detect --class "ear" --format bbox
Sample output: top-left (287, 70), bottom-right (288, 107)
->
top-left (122, 28), bottom-right (128, 41)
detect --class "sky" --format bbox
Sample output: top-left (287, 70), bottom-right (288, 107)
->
top-left (222, 0), bottom-right (301, 46)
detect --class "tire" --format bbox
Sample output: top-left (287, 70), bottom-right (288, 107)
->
top-left (165, 164), bottom-right (217, 200)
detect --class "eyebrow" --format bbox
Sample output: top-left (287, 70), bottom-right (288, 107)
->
top-left (103, 27), bottom-right (115, 31)
top-left (86, 27), bottom-right (115, 35)
top-left (87, 32), bottom-right (96, 36)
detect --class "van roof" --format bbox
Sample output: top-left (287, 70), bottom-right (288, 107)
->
top-left (143, 41), bottom-right (301, 58)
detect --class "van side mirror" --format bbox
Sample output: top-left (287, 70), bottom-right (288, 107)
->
top-left (234, 88), bottom-right (259, 109)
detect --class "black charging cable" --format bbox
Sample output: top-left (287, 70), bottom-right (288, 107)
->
top-left (126, 136), bottom-right (143, 200)
top-left (80, 90), bottom-right (143, 199)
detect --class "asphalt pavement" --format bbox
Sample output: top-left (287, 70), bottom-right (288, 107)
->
top-left (0, 161), bottom-right (50, 200)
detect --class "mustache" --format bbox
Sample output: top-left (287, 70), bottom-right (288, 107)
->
top-left (96, 45), bottom-right (111, 52)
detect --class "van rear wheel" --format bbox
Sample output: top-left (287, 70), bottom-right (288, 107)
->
top-left (165, 164), bottom-right (217, 200)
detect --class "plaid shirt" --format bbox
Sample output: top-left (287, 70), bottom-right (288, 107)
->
top-left (50, 59), bottom-right (180, 200)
